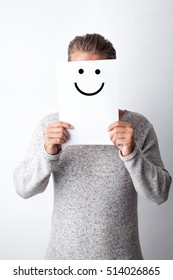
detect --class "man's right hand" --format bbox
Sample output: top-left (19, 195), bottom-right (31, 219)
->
top-left (44, 121), bottom-right (73, 155)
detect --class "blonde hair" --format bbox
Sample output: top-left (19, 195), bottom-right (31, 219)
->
top-left (68, 33), bottom-right (116, 61)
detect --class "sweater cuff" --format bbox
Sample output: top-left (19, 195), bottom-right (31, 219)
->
top-left (119, 143), bottom-right (140, 162)
top-left (42, 145), bottom-right (62, 161)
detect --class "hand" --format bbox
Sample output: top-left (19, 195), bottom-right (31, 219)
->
top-left (44, 121), bottom-right (73, 155)
top-left (108, 121), bottom-right (135, 157)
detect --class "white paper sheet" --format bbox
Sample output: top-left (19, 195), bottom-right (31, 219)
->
top-left (56, 59), bottom-right (120, 145)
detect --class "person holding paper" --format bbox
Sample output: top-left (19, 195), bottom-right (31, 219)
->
top-left (14, 33), bottom-right (172, 260)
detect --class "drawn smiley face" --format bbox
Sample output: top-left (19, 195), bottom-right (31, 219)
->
top-left (74, 68), bottom-right (105, 96)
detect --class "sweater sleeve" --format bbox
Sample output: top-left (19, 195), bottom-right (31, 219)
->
top-left (119, 124), bottom-right (172, 205)
top-left (14, 115), bottom-right (61, 199)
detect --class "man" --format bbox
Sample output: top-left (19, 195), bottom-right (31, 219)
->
top-left (14, 33), bottom-right (172, 259)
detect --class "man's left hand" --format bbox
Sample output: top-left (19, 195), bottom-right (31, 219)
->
top-left (108, 121), bottom-right (135, 157)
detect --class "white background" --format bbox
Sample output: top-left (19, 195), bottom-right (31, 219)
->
top-left (0, 0), bottom-right (173, 259)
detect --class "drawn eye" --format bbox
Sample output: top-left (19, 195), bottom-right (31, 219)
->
top-left (95, 69), bottom-right (101, 75)
top-left (78, 68), bottom-right (84, 74)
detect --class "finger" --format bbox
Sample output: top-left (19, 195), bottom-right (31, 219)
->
top-left (45, 131), bottom-right (70, 144)
top-left (110, 132), bottom-right (125, 142)
top-left (108, 121), bottom-right (132, 131)
top-left (109, 128), bottom-right (126, 140)
top-left (46, 130), bottom-right (70, 143)
top-left (51, 121), bottom-right (74, 129)
top-left (107, 122), bottom-right (118, 131)
top-left (111, 135), bottom-right (126, 146)
top-left (46, 132), bottom-right (69, 141)
top-left (45, 125), bottom-right (72, 141)
top-left (46, 127), bottom-right (70, 138)
top-left (46, 137), bottom-right (66, 145)
top-left (117, 121), bottom-right (133, 127)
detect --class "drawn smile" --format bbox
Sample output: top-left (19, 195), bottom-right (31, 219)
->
top-left (74, 82), bottom-right (105, 96)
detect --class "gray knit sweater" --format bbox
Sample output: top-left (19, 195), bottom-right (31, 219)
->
top-left (14, 111), bottom-right (171, 259)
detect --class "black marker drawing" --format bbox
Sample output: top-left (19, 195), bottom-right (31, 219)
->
top-left (74, 68), bottom-right (105, 96)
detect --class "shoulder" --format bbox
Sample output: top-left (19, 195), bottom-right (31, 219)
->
top-left (29, 112), bottom-right (59, 141)
top-left (123, 110), bottom-right (152, 129)
top-left (123, 110), bottom-right (154, 147)
top-left (39, 112), bottom-right (59, 129)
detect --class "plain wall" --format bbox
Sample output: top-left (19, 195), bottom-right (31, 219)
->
top-left (0, 0), bottom-right (173, 259)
